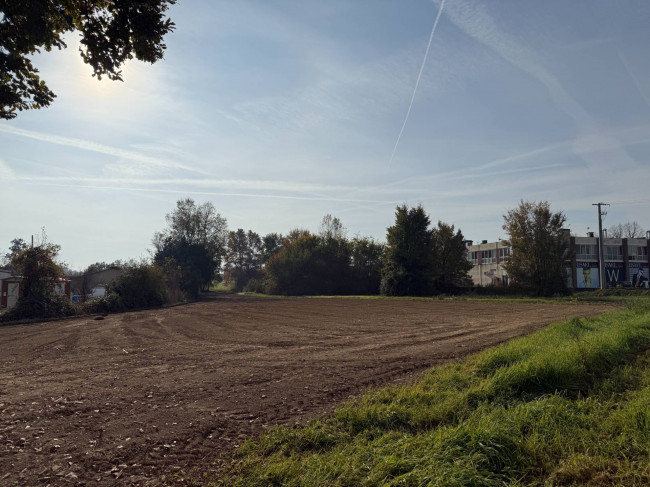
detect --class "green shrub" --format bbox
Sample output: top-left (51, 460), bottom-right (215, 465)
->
top-left (110, 261), bottom-right (168, 310)
top-left (242, 277), bottom-right (265, 293)
top-left (0, 294), bottom-right (76, 323)
top-left (79, 293), bottom-right (122, 314)
top-left (0, 241), bottom-right (76, 323)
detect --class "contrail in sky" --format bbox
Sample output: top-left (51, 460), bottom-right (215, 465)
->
top-left (27, 182), bottom-right (394, 204)
top-left (0, 124), bottom-right (203, 174)
top-left (388, 0), bottom-right (446, 167)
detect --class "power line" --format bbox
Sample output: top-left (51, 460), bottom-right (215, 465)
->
top-left (607, 198), bottom-right (650, 206)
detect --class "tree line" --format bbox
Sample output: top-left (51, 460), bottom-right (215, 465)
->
top-left (148, 199), bottom-right (473, 298)
top-left (2, 199), bottom-right (646, 322)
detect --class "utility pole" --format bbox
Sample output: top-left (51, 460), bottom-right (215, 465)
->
top-left (592, 203), bottom-right (609, 289)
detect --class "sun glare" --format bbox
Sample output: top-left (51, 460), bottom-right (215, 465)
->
top-left (76, 59), bottom-right (137, 98)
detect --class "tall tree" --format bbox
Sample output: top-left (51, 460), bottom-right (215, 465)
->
top-left (261, 233), bottom-right (283, 264)
top-left (502, 200), bottom-right (569, 296)
top-left (381, 205), bottom-right (434, 296)
top-left (350, 237), bottom-right (384, 294)
top-left (153, 238), bottom-right (214, 297)
top-left (11, 243), bottom-right (63, 301)
top-left (431, 221), bottom-right (472, 292)
top-left (283, 228), bottom-right (311, 246)
top-left (319, 214), bottom-right (346, 240)
top-left (316, 215), bottom-right (352, 294)
top-left (153, 199), bottom-right (228, 292)
top-left (264, 223), bottom-right (354, 296)
top-left (1, 0), bottom-right (176, 119)
top-left (264, 232), bottom-right (320, 295)
top-left (2, 237), bottom-right (28, 267)
top-left (2, 241), bottom-right (75, 320)
top-left (225, 229), bottom-right (263, 291)
top-left (608, 221), bottom-right (645, 238)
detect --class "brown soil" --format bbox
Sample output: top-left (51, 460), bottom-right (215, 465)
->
top-left (0, 296), bottom-right (613, 486)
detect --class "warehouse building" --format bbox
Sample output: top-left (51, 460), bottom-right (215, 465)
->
top-left (465, 240), bottom-right (511, 287)
top-left (568, 235), bottom-right (649, 288)
top-left (466, 235), bottom-right (649, 289)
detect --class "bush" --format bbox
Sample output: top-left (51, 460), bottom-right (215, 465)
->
top-left (242, 278), bottom-right (265, 293)
top-left (1, 261), bottom-right (175, 323)
top-left (110, 262), bottom-right (168, 310)
top-left (79, 293), bottom-right (122, 314)
top-left (264, 233), bottom-right (356, 295)
top-left (0, 241), bottom-right (75, 323)
top-left (0, 294), bottom-right (76, 323)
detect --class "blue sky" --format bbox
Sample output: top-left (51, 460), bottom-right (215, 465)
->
top-left (2, 0), bottom-right (650, 270)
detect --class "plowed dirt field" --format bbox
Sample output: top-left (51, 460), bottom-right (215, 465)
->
top-left (0, 296), bottom-right (613, 486)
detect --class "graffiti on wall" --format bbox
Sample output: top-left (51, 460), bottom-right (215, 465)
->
top-left (605, 262), bottom-right (626, 286)
top-left (576, 261), bottom-right (599, 288)
top-left (630, 263), bottom-right (649, 287)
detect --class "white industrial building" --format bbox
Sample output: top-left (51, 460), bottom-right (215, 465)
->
top-left (465, 235), bottom-right (649, 289)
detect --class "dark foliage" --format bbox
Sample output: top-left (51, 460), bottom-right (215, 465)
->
top-left (431, 221), bottom-right (473, 293)
top-left (264, 221), bottom-right (384, 296)
top-left (2, 237), bottom-right (28, 266)
top-left (110, 261), bottom-right (167, 309)
top-left (224, 229), bottom-right (263, 291)
top-left (10, 244), bottom-right (63, 299)
top-left (261, 233), bottom-right (283, 264)
top-left (381, 205), bottom-right (435, 296)
top-left (152, 199), bottom-right (228, 294)
top-left (242, 277), bottom-right (265, 293)
top-left (350, 237), bottom-right (384, 294)
top-left (79, 292), bottom-right (121, 314)
top-left (0, 243), bottom-right (75, 322)
top-left (381, 206), bottom-right (472, 296)
top-left (154, 238), bottom-right (214, 298)
top-left (1, 0), bottom-right (176, 119)
top-left (264, 233), bottom-right (333, 295)
top-left (0, 295), bottom-right (76, 323)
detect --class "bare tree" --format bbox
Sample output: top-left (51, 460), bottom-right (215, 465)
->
top-left (608, 221), bottom-right (645, 238)
top-left (319, 214), bottom-right (346, 240)
top-left (623, 221), bottom-right (645, 238)
top-left (608, 223), bottom-right (623, 238)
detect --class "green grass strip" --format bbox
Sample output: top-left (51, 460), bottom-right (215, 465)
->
top-left (221, 299), bottom-right (650, 487)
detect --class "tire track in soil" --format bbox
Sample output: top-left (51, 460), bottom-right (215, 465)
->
top-left (0, 297), bottom-right (613, 486)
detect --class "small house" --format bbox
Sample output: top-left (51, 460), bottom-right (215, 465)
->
top-left (0, 276), bottom-right (71, 310)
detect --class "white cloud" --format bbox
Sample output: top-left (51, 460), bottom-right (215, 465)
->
top-left (0, 125), bottom-right (204, 175)
top-left (0, 159), bottom-right (16, 181)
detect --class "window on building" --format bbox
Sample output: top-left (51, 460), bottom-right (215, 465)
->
top-left (481, 250), bottom-right (494, 264)
top-left (605, 245), bottom-right (623, 261)
top-left (498, 247), bottom-right (510, 260)
top-left (467, 251), bottom-right (478, 265)
top-left (629, 246), bottom-right (648, 261)
top-left (576, 244), bottom-right (597, 260)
